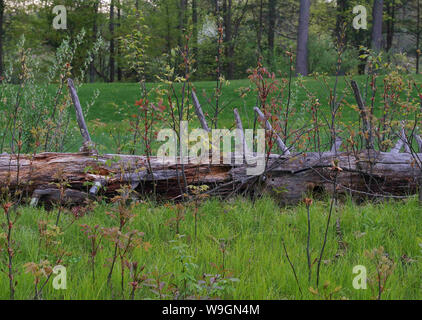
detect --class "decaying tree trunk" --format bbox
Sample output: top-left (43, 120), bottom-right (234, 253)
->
top-left (0, 150), bottom-right (421, 206)
top-left (0, 79), bottom-right (421, 206)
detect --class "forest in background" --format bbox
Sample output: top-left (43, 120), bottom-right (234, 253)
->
top-left (0, 0), bottom-right (422, 83)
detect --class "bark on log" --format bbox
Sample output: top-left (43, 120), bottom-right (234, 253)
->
top-left (0, 150), bottom-right (420, 206)
top-left (3, 78), bottom-right (418, 207)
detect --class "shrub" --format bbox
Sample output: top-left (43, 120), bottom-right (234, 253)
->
top-left (0, 31), bottom-right (103, 154)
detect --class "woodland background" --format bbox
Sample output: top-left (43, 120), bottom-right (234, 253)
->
top-left (0, 0), bottom-right (421, 83)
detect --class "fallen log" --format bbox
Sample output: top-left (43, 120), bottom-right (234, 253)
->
top-left (0, 150), bottom-right (421, 206)
top-left (1, 78), bottom-right (420, 206)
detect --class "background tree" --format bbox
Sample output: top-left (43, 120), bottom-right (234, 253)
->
top-left (335, 0), bottom-right (349, 44)
top-left (117, 0), bottom-right (122, 82)
top-left (417, 0), bottom-right (421, 74)
top-left (192, 0), bottom-right (199, 71)
top-left (0, 0), bottom-right (4, 80)
top-left (109, 0), bottom-right (115, 83)
top-left (267, 0), bottom-right (276, 68)
top-left (222, 0), bottom-right (249, 79)
top-left (385, 0), bottom-right (396, 52)
top-left (372, 0), bottom-right (384, 51)
top-left (89, 0), bottom-right (99, 83)
top-left (256, 0), bottom-right (263, 54)
top-left (401, 0), bottom-right (422, 73)
top-left (296, 0), bottom-right (310, 75)
top-left (2, 0), bottom-right (421, 81)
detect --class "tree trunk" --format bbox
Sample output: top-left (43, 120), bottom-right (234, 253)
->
top-left (109, 0), bottom-right (115, 83)
top-left (257, 0), bottom-right (263, 54)
top-left (223, 0), bottom-right (234, 80)
top-left (371, 0), bottom-right (384, 52)
top-left (335, 0), bottom-right (348, 45)
top-left (1, 151), bottom-right (421, 206)
top-left (89, 0), bottom-right (99, 83)
top-left (192, 0), bottom-right (198, 71)
top-left (165, 1), bottom-right (171, 58)
top-left (267, 0), bottom-right (276, 68)
top-left (178, 0), bottom-right (187, 47)
top-left (296, 0), bottom-right (310, 76)
top-left (117, 1), bottom-right (122, 82)
top-left (0, 0), bottom-right (4, 80)
top-left (417, 0), bottom-right (420, 74)
top-left (386, 0), bottom-right (395, 52)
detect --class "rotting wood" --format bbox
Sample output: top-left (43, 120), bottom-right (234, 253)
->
top-left (0, 151), bottom-right (421, 206)
top-left (0, 78), bottom-right (420, 207)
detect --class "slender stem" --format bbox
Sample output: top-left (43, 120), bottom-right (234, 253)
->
top-left (5, 207), bottom-right (14, 300)
top-left (281, 235), bottom-right (302, 296)
top-left (107, 243), bottom-right (118, 287)
top-left (306, 204), bottom-right (312, 283)
top-left (316, 171), bottom-right (338, 287)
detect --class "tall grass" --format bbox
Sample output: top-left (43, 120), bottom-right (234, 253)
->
top-left (1, 196), bottom-right (421, 300)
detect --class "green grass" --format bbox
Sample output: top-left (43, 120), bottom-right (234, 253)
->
top-left (2, 75), bottom-right (422, 300)
top-left (77, 79), bottom-right (262, 153)
top-left (4, 73), bottom-right (421, 153)
top-left (73, 73), bottom-right (422, 154)
top-left (2, 196), bottom-right (422, 300)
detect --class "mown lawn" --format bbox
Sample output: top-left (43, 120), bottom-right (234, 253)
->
top-left (73, 74), bottom-right (422, 154)
top-left (1, 196), bottom-right (421, 300)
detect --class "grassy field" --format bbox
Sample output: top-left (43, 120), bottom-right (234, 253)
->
top-left (1, 75), bottom-right (422, 300)
top-left (73, 74), bottom-right (422, 154)
top-left (1, 196), bottom-right (422, 300)
top-left (76, 76), bottom-right (343, 154)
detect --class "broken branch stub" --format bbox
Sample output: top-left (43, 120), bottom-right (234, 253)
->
top-left (350, 80), bottom-right (374, 150)
top-left (233, 108), bottom-right (251, 157)
top-left (331, 137), bottom-right (342, 153)
top-left (67, 78), bottom-right (96, 154)
top-left (392, 124), bottom-right (411, 154)
top-left (253, 107), bottom-right (290, 155)
top-left (192, 90), bottom-right (211, 133)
